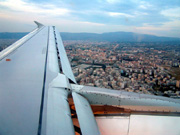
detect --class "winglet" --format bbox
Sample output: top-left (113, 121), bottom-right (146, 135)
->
top-left (34, 21), bottom-right (44, 28)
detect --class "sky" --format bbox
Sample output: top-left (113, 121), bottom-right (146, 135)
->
top-left (0, 0), bottom-right (180, 37)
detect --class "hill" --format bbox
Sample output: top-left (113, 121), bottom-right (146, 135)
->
top-left (0, 32), bottom-right (180, 42)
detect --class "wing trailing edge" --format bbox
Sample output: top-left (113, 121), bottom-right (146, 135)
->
top-left (71, 85), bottom-right (180, 113)
top-left (72, 92), bottom-right (100, 135)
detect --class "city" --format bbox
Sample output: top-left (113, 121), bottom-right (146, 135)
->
top-left (64, 40), bottom-right (180, 98)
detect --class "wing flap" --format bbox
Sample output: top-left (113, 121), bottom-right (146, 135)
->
top-left (72, 92), bottom-right (100, 135)
top-left (46, 88), bottom-right (75, 135)
top-left (73, 85), bottom-right (180, 113)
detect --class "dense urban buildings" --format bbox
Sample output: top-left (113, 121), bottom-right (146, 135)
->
top-left (64, 41), bottom-right (180, 98)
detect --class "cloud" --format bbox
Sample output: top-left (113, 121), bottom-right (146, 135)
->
top-left (78, 21), bottom-right (105, 26)
top-left (138, 1), bottom-right (153, 10)
top-left (107, 12), bottom-right (134, 18)
top-left (163, 20), bottom-right (180, 30)
top-left (134, 11), bottom-right (148, 16)
top-left (0, 0), bottom-right (71, 16)
top-left (106, 0), bottom-right (120, 4)
top-left (139, 5), bottom-right (147, 9)
top-left (135, 23), bottom-right (170, 31)
top-left (134, 19), bottom-right (180, 37)
top-left (161, 7), bottom-right (180, 18)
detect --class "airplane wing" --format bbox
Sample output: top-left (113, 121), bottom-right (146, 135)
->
top-left (0, 22), bottom-right (76, 135)
top-left (0, 22), bottom-right (180, 135)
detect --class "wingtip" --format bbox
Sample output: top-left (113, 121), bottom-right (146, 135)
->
top-left (34, 21), bottom-right (44, 28)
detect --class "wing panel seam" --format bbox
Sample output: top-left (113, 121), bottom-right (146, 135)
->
top-left (37, 26), bottom-right (50, 135)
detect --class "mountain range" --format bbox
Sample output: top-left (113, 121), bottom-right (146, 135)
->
top-left (0, 31), bottom-right (180, 42)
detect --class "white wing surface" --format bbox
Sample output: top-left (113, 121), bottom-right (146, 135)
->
top-left (0, 22), bottom-right (75, 135)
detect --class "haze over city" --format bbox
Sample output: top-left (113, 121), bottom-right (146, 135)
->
top-left (0, 0), bottom-right (180, 38)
